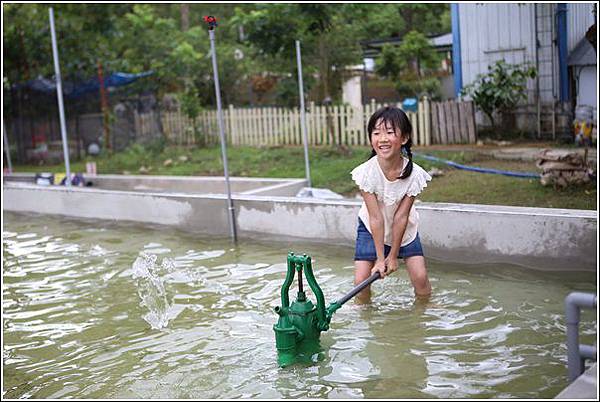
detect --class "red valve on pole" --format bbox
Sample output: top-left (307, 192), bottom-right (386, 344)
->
top-left (203, 15), bottom-right (218, 30)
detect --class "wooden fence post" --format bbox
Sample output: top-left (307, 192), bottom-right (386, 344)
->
top-left (430, 102), bottom-right (438, 144)
top-left (466, 101), bottom-right (477, 143)
top-left (417, 100), bottom-right (425, 146)
top-left (423, 96), bottom-right (431, 146)
top-left (228, 104), bottom-right (236, 145)
top-left (163, 97), bottom-right (443, 148)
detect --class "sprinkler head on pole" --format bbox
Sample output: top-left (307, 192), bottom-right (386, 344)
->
top-left (203, 15), bottom-right (218, 30)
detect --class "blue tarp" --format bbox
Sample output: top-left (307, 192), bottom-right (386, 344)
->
top-left (14, 71), bottom-right (153, 99)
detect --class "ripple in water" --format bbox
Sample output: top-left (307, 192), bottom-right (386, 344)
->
top-left (2, 212), bottom-right (597, 399)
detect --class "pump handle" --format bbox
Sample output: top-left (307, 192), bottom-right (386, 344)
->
top-left (336, 271), bottom-right (381, 306)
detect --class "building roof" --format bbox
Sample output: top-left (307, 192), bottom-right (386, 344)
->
top-left (360, 32), bottom-right (452, 59)
top-left (568, 37), bottom-right (597, 66)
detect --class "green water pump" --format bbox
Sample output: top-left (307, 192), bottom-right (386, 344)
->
top-left (273, 252), bottom-right (381, 367)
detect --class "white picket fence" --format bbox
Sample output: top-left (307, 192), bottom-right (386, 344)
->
top-left (151, 98), bottom-right (434, 147)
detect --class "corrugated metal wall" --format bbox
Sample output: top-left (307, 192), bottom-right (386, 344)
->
top-left (568, 3), bottom-right (596, 109)
top-left (536, 4), bottom-right (557, 104)
top-left (459, 4), bottom-right (538, 104)
top-left (567, 3), bottom-right (596, 52)
top-left (457, 3), bottom-right (596, 134)
top-left (459, 3), bottom-right (596, 105)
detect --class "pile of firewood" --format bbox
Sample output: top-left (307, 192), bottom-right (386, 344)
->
top-left (535, 149), bottom-right (594, 188)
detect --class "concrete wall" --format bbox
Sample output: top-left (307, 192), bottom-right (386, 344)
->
top-left (3, 182), bottom-right (597, 271)
top-left (3, 173), bottom-right (307, 196)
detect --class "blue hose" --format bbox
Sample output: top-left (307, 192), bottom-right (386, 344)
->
top-left (413, 152), bottom-right (540, 179)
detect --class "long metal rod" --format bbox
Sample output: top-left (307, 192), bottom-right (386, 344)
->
top-left (3, 121), bottom-right (13, 173)
top-left (336, 271), bottom-right (381, 306)
top-left (296, 40), bottom-right (312, 188)
top-left (534, 4), bottom-right (541, 140)
top-left (48, 7), bottom-right (71, 186)
top-left (209, 29), bottom-right (237, 243)
top-left (551, 5), bottom-right (557, 140)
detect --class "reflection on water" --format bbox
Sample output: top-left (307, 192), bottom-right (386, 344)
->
top-left (2, 212), bottom-right (597, 399)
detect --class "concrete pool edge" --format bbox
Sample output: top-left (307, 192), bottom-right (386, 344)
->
top-left (3, 180), bottom-right (597, 271)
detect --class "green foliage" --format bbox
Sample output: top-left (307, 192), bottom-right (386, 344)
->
top-left (2, 3), bottom-right (130, 82)
top-left (143, 137), bottom-right (168, 155)
top-left (375, 30), bottom-right (442, 99)
top-left (234, 4), bottom-right (302, 59)
top-left (115, 5), bottom-right (205, 92)
top-left (394, 73), bottom-right (441, 99)
top-left (12, 145), bottom-right (596, 210)
top-left (178, 86), bottom-right (202, 119)
top-left (376, 44), bottom-right (404, 79)
top-left (397, 31), bottom-right (441, 73)
top-left (461, 60), bottom-right (537, 128)
top-left (396, 4), bottom-right (451, 36)
top-left (2, 3), bottom-right (451, 111)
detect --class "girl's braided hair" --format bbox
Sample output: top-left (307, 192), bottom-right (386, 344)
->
top-left (367, 106), bottom-right (413, 179)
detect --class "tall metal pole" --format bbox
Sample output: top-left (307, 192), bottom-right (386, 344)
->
top-left (296, 40), bottom-right (312, 188)
top-left (3, 121), bottom-right (13, 174)
top-left (49, 7), bottom-right (71, 186)
top-left (206, 17), bottom-right (237, 242)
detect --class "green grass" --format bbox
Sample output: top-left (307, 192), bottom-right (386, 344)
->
top-left (12, 144), bottom-right (596, 210)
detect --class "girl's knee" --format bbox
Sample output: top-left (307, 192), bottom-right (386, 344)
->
top-left (412, 269), bottom-right (429, 285)
top-left (412, 271), bottom-right (431, 295)
top-left (406, 260), bottom-right (430, 293)
top-left (354, 260), bottom-right (373, 284)
top-left (354, 270), bottom-right (372, 285)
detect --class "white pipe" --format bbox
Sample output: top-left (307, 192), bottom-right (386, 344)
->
top-left (49, 8), bottom-right (71, 186)
top-left (296, 40), bottom-right (312, 188)
top-left (565, 291), bottom-right (597, 382)
top-left (3, 120), bottom-right (13, 174)
top-left (209, 28), bottom-right (237, 243)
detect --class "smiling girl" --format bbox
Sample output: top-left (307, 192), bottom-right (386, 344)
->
top-left (350, 106), bottom-right (432, 302)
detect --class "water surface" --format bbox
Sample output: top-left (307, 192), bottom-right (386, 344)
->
top-left (3, 212), bottom-right (596, 398)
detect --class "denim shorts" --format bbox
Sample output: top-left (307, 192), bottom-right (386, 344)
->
top-left (354, 218), bottom-right (424, 261)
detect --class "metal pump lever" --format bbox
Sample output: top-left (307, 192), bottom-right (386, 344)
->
top-left (337, 271), bottom-right (381, 305)
top-left (326, 271), bottom-right (382, 320)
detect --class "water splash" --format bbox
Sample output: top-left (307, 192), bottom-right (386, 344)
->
top-left (131, 252), bottom-right (176, 330)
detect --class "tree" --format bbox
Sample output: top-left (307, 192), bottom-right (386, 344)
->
top-left (395, 4), bottom-right (450, 37)
top-left (233, 3), bottom-right (364, 103)
top-left (3, 3), bottom-right (452, 120)
top-left (461, 60), bottom-right (536, 131)
top-left (375, 31), bottom-right (442, 99)
top-left (2, 3), bottom-right (129, 83)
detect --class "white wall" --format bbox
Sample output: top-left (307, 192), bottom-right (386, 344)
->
top-left (577, 66), bottom-right (598, 108)
top-left (342, 75), bottom-right (362, 109)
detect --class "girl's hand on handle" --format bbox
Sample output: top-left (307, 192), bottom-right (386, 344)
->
top-left (384, 256), bottom-right (398, 275)
top-left (371, 259), bottom-right (387, 278)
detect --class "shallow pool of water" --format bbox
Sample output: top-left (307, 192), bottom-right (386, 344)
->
top-left (2, 211), bottom-right (596, 399)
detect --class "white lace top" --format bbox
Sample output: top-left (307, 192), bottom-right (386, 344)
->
top-left (351, 156), bottom-right (431, 247)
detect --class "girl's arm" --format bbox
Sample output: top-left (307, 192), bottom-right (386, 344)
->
top-left (387, 195), bottom-right (416, 271)
top-left (360, 190), bottom-right (387, 275)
